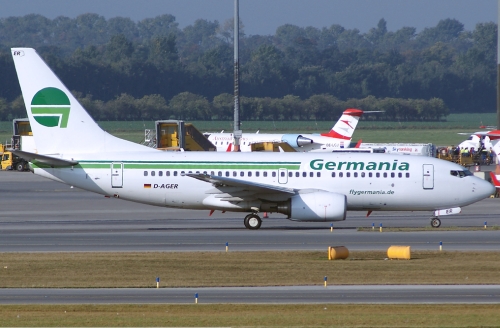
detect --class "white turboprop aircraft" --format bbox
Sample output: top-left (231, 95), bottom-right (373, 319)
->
top-left (11, 48), bottom-right (495, 229)
top-left (205, 109), bottom-right (363, 152)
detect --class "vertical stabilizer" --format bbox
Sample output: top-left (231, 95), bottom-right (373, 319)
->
top-left (11, 48), bottom-right (150, 155)
top-left (321, 108), bottom-right (363, 140)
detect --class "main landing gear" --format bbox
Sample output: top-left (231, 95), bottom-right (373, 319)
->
top-left (430, 217), bottom-right (441, 228)
top-left (244, 213), bottom-right (262, 230)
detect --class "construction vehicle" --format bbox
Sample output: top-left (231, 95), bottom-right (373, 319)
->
top-left (1, 143), bottom-right (28, 171)
top-left (0, 118), bottom-right (34, 171)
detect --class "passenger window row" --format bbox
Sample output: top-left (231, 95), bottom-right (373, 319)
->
top-left (143, 170), bottom-right (410, 178)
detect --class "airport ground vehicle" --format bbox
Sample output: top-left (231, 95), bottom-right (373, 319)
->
top-left (0, 143), bottom-right (28, 171)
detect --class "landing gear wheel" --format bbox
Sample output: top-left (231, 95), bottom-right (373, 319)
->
top-left (244, 214), bottom-right (262, 230)
top-left (430, 217), bottom-right (441, 228)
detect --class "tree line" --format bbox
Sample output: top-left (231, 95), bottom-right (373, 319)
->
top-left (0, 91), bottom-right (448, 122)
top-left (0, 14), bottom-right (496, 121)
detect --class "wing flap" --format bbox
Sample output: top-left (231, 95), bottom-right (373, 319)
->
top-left (186, 173), bottom-right (295, 195)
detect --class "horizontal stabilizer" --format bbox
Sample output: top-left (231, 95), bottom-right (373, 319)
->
top-left (12, 150), bottom-right (78, 167)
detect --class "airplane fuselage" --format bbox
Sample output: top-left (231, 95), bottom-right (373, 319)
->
top-left (33, 152), bottom-right (489, 214)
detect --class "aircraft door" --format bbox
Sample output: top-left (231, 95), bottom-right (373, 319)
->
top-left (111, 162), bottom-right (123, 188)
top-left (278, 168), bottom-right (288, 184)
top-left (422, 164), bottom-right (434, 189)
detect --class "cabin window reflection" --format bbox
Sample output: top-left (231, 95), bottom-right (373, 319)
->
top-left (391, 172), bottom-right (395, 178)
top-left (331, 172), bottom-right (336, 178)
top-left (256, 171), bottom-right (260, 177)
top-left (303, 172), bottom-right (307, 177)
top-left (173, 171), bottom-right (178, 176)
top-left (225, 171), bottom-right (230, 177)
top-left (398, 172), bottom-right (402, 178)
top-left (376, 172), bottom-right (380, 178)
top-left (339, 172), bottom-right (343, 178)
top-left (317, 172), bottom-right (321, 177)
top-left (166, 171), bottom-right (170, 177)
top-left (151, 171), bottom-right (155, 176)
top-left (369, 172), bottom-right (373, 178)
top-left (354, 172), bottom-right (358, 178)
top-left (346, 172), bottom-right (351, 178)
top-left (295, 172), bottom-right (299, 177)
top-left (144, 171), bottom-right (148, 176)
top-left (309, 172), bottom-right (314, 177)
top-left (264, 172), bottom-right (268, 177)
top-left (288, 172), bottom-right (293, 177)
top-left (361, 172), bottom-right (365, 178)
top-left (272, 172), bottom-right (276, 178)
top-left (406, 173), bottom-right (410, 178)
top-left (383, 172), bottom-right (387, 178)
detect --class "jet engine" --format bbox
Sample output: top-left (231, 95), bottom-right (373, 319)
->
top-left (281, 134), bottom-right (313, 148)
top-left (274, 191), bottom-right (347, 222)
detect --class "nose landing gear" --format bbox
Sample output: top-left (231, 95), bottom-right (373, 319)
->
top-left (430, 217), bottom-right (441, 228)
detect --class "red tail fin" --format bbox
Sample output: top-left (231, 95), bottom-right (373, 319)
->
top-left (489, 172), bottom-right (500, 188)
top-left (354, 139), bottom-right (362, 148)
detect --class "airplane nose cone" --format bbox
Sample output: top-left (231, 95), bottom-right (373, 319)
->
top-left (476, 178), bottom-right (496, 199)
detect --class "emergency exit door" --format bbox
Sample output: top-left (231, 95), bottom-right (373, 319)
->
top-left (111, 162), bottom-right (123, 188)
top-left (422, 164), bottom-right (434, 189)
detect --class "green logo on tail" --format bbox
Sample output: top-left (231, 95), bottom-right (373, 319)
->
top-left (31, 87), bottom-right (70, 128)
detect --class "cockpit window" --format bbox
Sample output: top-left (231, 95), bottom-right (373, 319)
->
top-left (450, 170), bottom-right (473, 178)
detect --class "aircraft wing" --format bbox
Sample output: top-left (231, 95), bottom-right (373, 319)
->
top-left (12, 150), bottom-right (79, 167)
top-left (185, 173), bottom-right (296, 195)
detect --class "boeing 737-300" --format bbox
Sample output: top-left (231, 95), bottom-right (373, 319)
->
top-left (10, 48), bottom-right (495, 229)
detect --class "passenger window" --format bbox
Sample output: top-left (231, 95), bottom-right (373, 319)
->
top-left (144, 171), bottom-right (148, 176)
top-left (391, 172), bottom-right (395, 178)
top-left (225, 171), bottom-right (230, 177)
top-left (174, 171), bottom-right (178, 176)
top-left (256, 172), bottom-right (260, 177)
top-left (383, 172), bottom-right (387, 178)
top-left (280, 172), bottom-right (285, 177)
top-left (369, 172), bottom-right (373, 178)
top-left (166, 171), bottom-right (170, 177)
top-left (398, 172), bottom-right (402, 178)
top-left (233, 171), bottom-right (237, 177)
top-left (158, 171), bottom-right (163, 177)
top-left (376, 172), bottom-right (380, 178)
top-left (354, 172), bottom-right (358, 177)
top-left (346, 172), bottom-right (350, 178)
top-left (248, 172), bottom-right (252, 177)
top-left (339, 172), bottom-right (343, 178)
top-left (240, 171), bottom-right (244, 177)
top-left (288, 172), bottom-right (292, 177)
top-left (218, 171), bottom-right (222, 176)
top-left (317, 172), bottom-right (321, 177)
top-left (272, 172), bottom-right (276, 178)
top-left (309, 172), bottom-right (314, 177)
top-left (302, 172), bottom-right (307, 177)
top-left (264, 172), bottom-right (268, 177)
top-left (406, 173), bottom-right (410, 178)
top-left (295, 172), bottom-right (300, 177)
top-left (180, 171), bottom-right (185, 175)
top-left (151, 171), bottom-right (155, 177)
top-left (211, 171), bottom-right (214, 175)
top-left (331, 172), bottom-right (336, 178)
top-left (361, 172), bottom-right (365, 178)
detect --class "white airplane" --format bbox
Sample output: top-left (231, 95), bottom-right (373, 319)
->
top-left (458, 129), bottom-right (500, 151)
top-left (205, 108), bottom-right (363, 152)
top-left (10, 48), bottom-right (495, 229)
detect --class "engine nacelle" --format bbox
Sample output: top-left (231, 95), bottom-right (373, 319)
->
top-left (281, 134), bottom-right (313, 148)
top-left (276, 191), bottom-right (347, 222)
